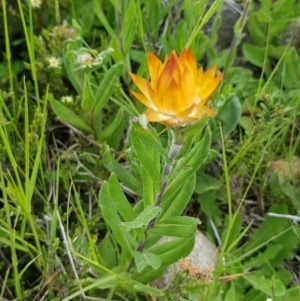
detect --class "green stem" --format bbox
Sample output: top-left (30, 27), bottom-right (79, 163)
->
top-left (127, 133), bottom-right (183, 272)
top-left (0, 165), bottom-right (22, 300)
top-left (220, 123), bottom-right (232, 223)
top-left (2, 0), bottom-right (16, 119)
top-left (16, 0), bottom-right (40, 110)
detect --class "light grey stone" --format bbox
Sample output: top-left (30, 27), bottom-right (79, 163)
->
top-left (151, 230), bottom-right (218, 288)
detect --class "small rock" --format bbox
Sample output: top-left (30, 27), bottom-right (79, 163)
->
top-left (151, 230), bottom-right (218, 288)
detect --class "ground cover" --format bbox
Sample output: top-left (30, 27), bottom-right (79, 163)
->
top-left (0, 0), bottom-right (299, 300)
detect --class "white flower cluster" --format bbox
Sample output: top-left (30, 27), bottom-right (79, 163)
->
top-left (28, 0), bottom-right (42, 8)
top-left (48, 56), bottom-right (61, 68)
top-left (61, 96), bottom-right (74, 104)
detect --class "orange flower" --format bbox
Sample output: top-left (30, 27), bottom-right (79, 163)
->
top-left (129, 49), bottom-right (223, 127)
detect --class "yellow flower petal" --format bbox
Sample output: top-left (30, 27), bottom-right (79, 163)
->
top-left (204, 65), bottom-right (217, 79)
top-left (130, 91), bottom-right (156, 111)
top-left (129, 49), bottom-right (223, 127)
top-left (197, 74), bottom-right (223, 105)
top-left (179, 48), bottom-right (197, 80)
top-left (197, 67), bottom-right (203, 77)
top-left (129, 72), bottom-right (150, 98)
top-left (144, 110), bottom-right (170, 122)
top-left (160, 79), bottom-right (183, 114)
top-left (192, 104), bottom-right (215, 118)
top-left (148, 51), bottom-right (163, 89)
top-left (180, 66), bottom-right (196, 109)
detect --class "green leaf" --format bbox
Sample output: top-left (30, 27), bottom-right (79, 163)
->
top-left (282, 48), bottom-right (299, 88)
top-left (247, 244), bottom-right (283, 266)
top-left (244, 275), bottom-right (286, 297)
top-left (243, 204), bottom-right (294, 253)
top-left (133, 283), bottom-right (163, 296)
top-left (93, 0), bottom-right (117, 39)
top-left (107, 174), bottom-right (144, 240)
top-left (181, 116), bottom-right (207, 141)
top-left (215, 94), bottom-right (241, 138)
top-left (239, 116), bottom-right (254, 133)
top-left (49, 97), bottom-right (93, 133)
top-left (160, 173), bottom-right (195, 220)
top-left (108, 174), bottom-right (136, 222)
top-left (98, 182), bottom-right (135, 261)
top-left (222, 212), bottom-right (242, 250)
top-left (175, 128), bottom-right (211, 171)
top-left (80, 2), bottom-right (95, 34)
top-left (174, 20), bottom-right (188, 51)
top-left (97, 108), bottom-right (123, 142)
top-left (106, 114), bottom-right (126, 150)
top-left (247, 15), bottom-right (265, 46)
top-left (102, 148), bottom-right (142, 195)
top-left (63, 39), bottom-right (83, 94)
top-left (141, 165), bottom-right (157, 207)
top-left (199, 190), bottom-right (220, 219)
top-left (130, 122), bottom-right (161, 191)
top-left (160, 36), bottom-right (174, 55)
top-left (93, 63), bottom-right (124, 115)
top-left (132, 251), bottom-right (161, 272)
top-left (82, 75), bottom-right (96, 111)
top-left (122, 1), bottom-right (138, 55)
top-left (134, 124), bottom-right (162, 207)
top-left (175, 134), bottom-right (195, 160)
top-left (120, 206), bottom-right (161, 231)
top-left (224, 283), bottom-right (243, 301)
top-left (149, 216), bottom-right (198, 238)
top-left (61, 275), bottom-right (120, 301)
top-left (133, 122), bottom-right (168, 160)
top-left (195, 173), bottom-right (221, 194)
top-left (280, 177), bottom-right (300, 211)
top-left (163, 129), bottom-right (211, 202)
top-left (109, 36), bottom-right (124, 62)
top-left (98, 234), bottom-right (117, 269)
top-left (144, 0), bottom-right (161, 37)
top-left (242, 44), bottom-right (265, 68)
top-left (133, 237), bottom-right (195, 283)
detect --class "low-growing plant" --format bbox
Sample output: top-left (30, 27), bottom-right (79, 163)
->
top-left (0, 0), bottom-right (299, 300)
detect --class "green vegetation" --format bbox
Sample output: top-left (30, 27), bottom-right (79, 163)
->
top-left (0, 0), bottom-right (299, 300)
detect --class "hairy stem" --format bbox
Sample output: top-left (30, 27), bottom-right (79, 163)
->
top-left (127, 137), bottom-right (183, 272)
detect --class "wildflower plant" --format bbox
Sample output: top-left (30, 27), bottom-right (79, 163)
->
top-left (2, 0), bottom-right (300, 300)
top-left (98, 48), bottom-right (223, 284)
top-left (129, 49), bottom-right (223, 126)
top-left (49, 33), bottom-right (131, 146)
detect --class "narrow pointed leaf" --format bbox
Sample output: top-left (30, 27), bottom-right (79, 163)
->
top-left (108, 174), bottom-right (136, 221)
top-left (93, 63), bottom-right (124, 115)
top-left (163, 129), bottom-right (211, 202)
top-left (63, 40), bottom-right (83, 94)
top-left (133, 121), bottom-right (168, 160)
top-left (103, 148), bottom-right (142, 195)
top-left (107, 174), bottom-right (145, 240)
top-left (120, 206), bottom-right (161, 231)
top-left (149, 216), bottom-right (198, 238)
top-left (160, 174), bottom-right (196, 220)
top-left (98, 182), bottom-right (134, 260)
top-left (130, 123), bottom-right (161, 191)
top-left (148, 237), bottom-right (195, 266)
top-left (133, 237), bottom-right (195, 283)
top-left (132, 251), bottom-right (161, 272)
top-left (50, 98), bottom-right (93, 133)
top-left (82, 75), bottom-right (96, 111)
top-left (97, 108), bottom-right (123, 141)
top-left (122, 1), bottom-right (138, 55)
